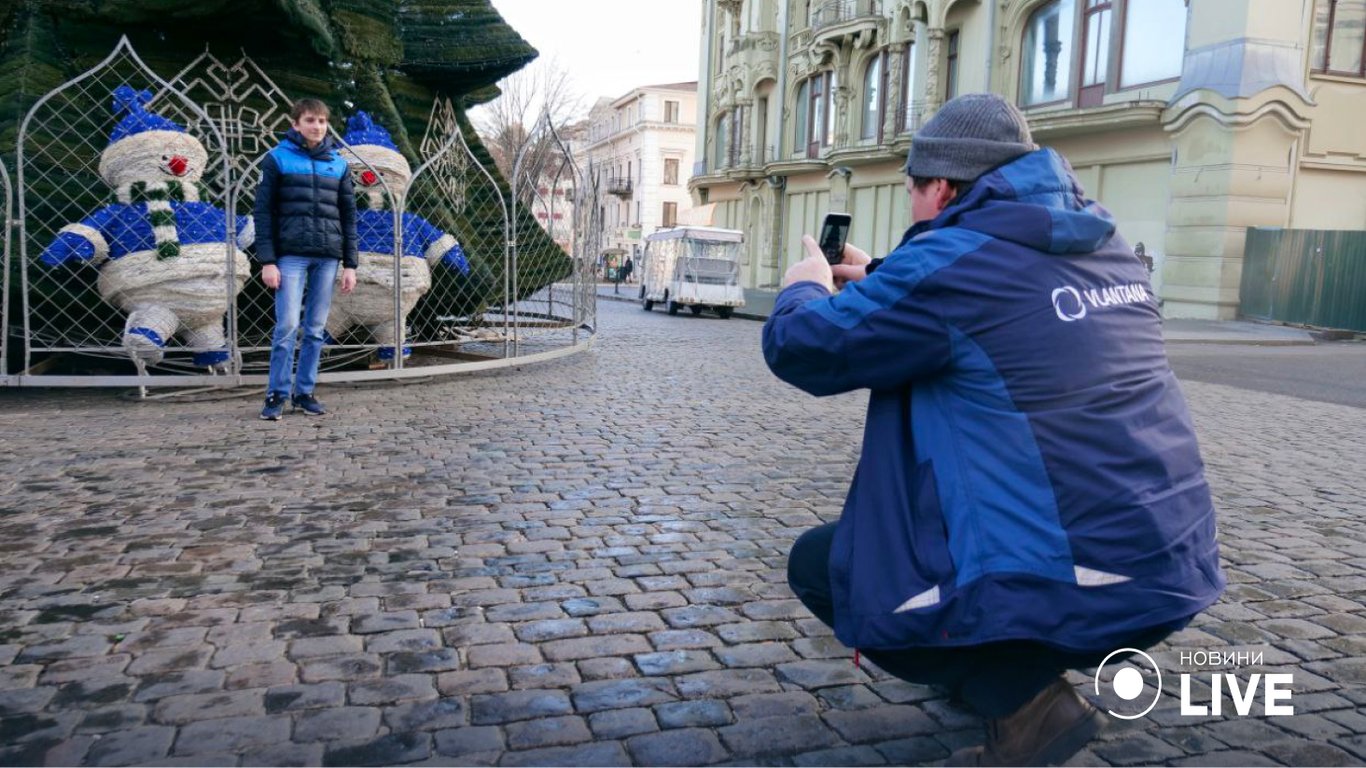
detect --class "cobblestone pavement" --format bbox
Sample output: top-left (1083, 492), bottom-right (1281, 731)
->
top-left (1, 299), bottom-right (1364, 767)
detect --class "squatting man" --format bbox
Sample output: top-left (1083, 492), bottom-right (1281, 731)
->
top-left (762, 93), bottom-right (1225, 766)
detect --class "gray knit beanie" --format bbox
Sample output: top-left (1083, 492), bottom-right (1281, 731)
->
top-left (905, 93), bottom-right (1036, 181)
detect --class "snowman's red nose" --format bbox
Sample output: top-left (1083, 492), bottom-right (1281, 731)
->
top-left (360, 170), bottom-right (379, 186)
top-left (167, 156), bottom-right (189, 176)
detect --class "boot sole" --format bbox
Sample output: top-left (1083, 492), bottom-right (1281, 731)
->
top-left (1035, 707), bottom-right (1107, 766)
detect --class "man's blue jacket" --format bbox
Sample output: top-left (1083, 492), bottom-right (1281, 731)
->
top-left (763, 149), bottom-right (1225, 652)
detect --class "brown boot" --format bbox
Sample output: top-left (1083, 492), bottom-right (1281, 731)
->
top-left (945, 677), bottom-right (1107, 766)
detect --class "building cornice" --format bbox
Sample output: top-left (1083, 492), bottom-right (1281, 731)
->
top-left (1027, 102), bottom-right (1167, 140)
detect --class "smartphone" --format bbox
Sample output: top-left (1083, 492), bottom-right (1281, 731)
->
top-left (818, 212), bottom-right (852, 265)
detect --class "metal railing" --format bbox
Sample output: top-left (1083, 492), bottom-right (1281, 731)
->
top-left (811, 0), bottom-right (883, 31)
top-left (896, 100), bottom-right (931, 135)
top-left (606, 177), bottom-right (633, 197)
top-left (6, 37), bottom-right (597, 390)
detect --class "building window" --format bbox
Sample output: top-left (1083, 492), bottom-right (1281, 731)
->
top-left (730, 106), bottom-right (745, 165)
top-left (1120, 0), bottom-right (1186, 86)
top-left (664, 158), bottom-right (680, 185)
top-left (945, 31), bottom-right (960, 99)
top-left (665, 100), bottom-right (681, 123)
top-left (794, 79), bottom-right (810, 152)
top-left (899, 42), bottom-right (918, 133)
top-left (1313, 0), bottom-right (1366, 76)
top-left (861, 53), bottom-right (884, 141)
top-left (1021, 0), bottom-right (1074, 106)
top-left (715, 114), bottom-right (729, 168)
top-left (662, 202), bottom-right (678, 227)
top-left (808, 71), bottom-right (835, 156)
top-left (1079, 0), bottom-right (1112, 106)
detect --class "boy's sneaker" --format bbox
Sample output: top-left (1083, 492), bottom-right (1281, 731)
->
top-left (259, 393), bottom-right (286, 421)
top-left (292, 393), bottom-right (326, 416)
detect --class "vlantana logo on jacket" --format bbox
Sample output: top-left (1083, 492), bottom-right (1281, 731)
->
top-left (1052, 282), bottom-right (1151, 322)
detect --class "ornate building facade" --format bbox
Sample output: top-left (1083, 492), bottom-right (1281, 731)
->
top-left (586, 83), bottom-right (699, 267)
top-left (691, 0), bottom-right (1366, 319)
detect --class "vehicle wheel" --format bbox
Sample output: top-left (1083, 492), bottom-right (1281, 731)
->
top-left (667, 301), bottom-right (680, 315)
top-left (716, 306), bottom-right (733, 319)
top-left (689, 305), bottom-right (703, 316)
top-left (643, 299), bottom-right (654, 311)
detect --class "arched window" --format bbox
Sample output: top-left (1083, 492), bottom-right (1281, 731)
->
top-left (1021, 0), bottom-right (1075, 106)
top-left (861, 55), bottom-right (883, 141)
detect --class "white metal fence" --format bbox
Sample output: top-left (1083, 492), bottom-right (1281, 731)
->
top-left (3, 37), bottom-right (598, 390)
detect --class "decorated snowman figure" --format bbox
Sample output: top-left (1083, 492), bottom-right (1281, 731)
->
top-left (40, 85), bottom-right (253, 371)
top-left (328, 111), bottom-right (469, 363)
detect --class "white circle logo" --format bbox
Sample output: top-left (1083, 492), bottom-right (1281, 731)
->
top-left (1094, 648), bottom-right (1162, 720)
top-left (1052, 286), bottom-right (1087, 322)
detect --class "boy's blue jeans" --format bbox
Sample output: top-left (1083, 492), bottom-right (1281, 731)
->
top-left (268, 255), bottom-right (338, 397)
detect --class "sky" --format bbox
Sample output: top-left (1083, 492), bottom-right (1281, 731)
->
top-left (484, 0), bottom-right (703, 115)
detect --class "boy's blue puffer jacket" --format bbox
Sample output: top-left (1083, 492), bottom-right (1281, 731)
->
top-left (253, 129), bottom-right (358, 268)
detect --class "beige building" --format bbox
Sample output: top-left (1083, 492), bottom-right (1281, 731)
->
top-left (691, 0), bottom-right (1366, 319)
top-left (586, 82), bottom-right (699, 268)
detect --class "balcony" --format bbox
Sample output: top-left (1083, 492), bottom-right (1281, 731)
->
top-left (810, 0), bottom-right (884, 46)
top-left (895, 101), bottom-right (931, 136)
top-left (606, 178), bottom-right (633, 198)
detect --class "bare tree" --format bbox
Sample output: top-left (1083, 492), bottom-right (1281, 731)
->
top-left (472, 56), bottom-right (584, 186)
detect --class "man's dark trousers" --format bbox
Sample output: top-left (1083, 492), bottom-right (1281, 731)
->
top-left (788, 523), bottom-right (1185, 718)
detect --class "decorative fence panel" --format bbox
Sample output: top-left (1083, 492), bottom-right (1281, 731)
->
top-left (6, 37), bottom-right (595, 388)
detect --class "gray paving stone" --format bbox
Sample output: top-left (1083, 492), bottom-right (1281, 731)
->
top-left (433, 725), bottom-right (504, 757)
top-left (382, 697), bottom-right (467, 732)
top-left (294, 706), bottom-right (382, 742)
top-left (654, 699), bottom-right (733, 729)
top-left (542, 634), bottom-right (652, 661)
top-left (505, 714), bottom-right (593, 750)
top-left (577, 656), bottom-right (639, 681)
top-left (264, 681), bottom-right (346, 713)
top-left (322, 732), bottom-right (431, 766)
top-left (347, 673), bottom-right (437, 705)
top-left (634, 649), bottom-right (722, 676)
top-left (777, 659), bottom-right (871, 689)
top-left (152, 689), bottom-right (264, 725)
top-left (387, 647), bottom-right (463, 674)
top-left (172, 715), bottom-right (291, 757)
top-left (438, 668), bottom-right (509, 696)
top-left (823, 704), bottom-right (940, 743)
top-left (589, 707), bottom-right (660, 739)
top-left (674, 669), bottom-right (783, 698)
top-left (509, 662), bottom-right (581, 689)
top-left (469, 689), bottom-right (573, 725)
top-left (499, 740), bottom-right (631, 767)
top-left (131, 670), bottom-right (226, 703)
top-left (572, 678), bottom-right (679, 713)
top-left (793, 745), bottom-right (890, 766)
top-left (626, 728), bottom-right (728, 766)
top-left (873, 736), bottom-right (953, 765)
top-left (85, 725), bottom-right (177, 766)
top-left (717, 714), bottom-right (842, 757)
top-left (241, 742), bottom-right (325, 767)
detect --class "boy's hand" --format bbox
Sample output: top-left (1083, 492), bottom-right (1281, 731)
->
top-left (340, 268), bottom-right (357, 295)
top-left (261, 264), bottom-right (280, 290)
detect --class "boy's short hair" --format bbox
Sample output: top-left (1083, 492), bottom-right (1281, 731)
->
top-left (291, 99), bottom-right (330, 122)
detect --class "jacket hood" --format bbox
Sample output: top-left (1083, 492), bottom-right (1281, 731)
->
top-left (914, 148), bottom-right (1116, 255)
top-left (282, 128), bottom-right (337, 159)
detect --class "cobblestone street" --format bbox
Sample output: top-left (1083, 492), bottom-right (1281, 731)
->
top-left (1, 298), bottom-right (1364, 766)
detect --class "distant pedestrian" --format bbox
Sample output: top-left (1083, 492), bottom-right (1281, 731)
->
top-left (254, 98), bottom-right (358, 420)
top-left (763, 93), bottom-right (1224, 766)
top-left (622, 256), bottom-right (634, 284)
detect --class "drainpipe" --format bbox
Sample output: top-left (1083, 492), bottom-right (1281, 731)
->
top-left (773, 0), bottom-right (791, 288)
top-left (984, 0), bottom-right (997, 91)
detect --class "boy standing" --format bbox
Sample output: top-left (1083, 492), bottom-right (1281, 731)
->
top-left (254, 99), bottom-right (358, 420)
